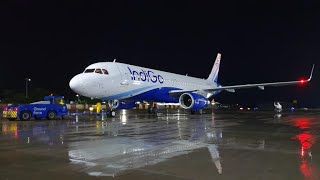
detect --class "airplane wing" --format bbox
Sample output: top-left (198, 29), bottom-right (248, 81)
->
top-left (169, 64), bottom-right (314, 95)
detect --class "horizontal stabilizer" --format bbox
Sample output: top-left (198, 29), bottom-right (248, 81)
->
top-left (225, 89), bottom-right (235, 93)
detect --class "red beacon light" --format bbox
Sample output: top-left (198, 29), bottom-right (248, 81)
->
top-left (298, 78), bottom-right (307, 84)
top-left (298, 64), bottom-right (314, 85)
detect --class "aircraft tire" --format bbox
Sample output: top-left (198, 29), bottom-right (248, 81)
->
top-left (108, 110), bottom-right (116, 117)
top-left (152, 108), bottom-right (158, 114)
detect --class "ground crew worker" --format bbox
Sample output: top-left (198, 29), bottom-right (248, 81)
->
top-left (59, 99), bottom-right (65, 105)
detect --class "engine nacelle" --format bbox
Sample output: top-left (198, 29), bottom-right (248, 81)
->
top-left (179, 93), bottom-right (209, 110)
top-left (112, 100), bottom-right (137, 109)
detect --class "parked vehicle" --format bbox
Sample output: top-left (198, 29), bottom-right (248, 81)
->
top-left (2, 96), bottom-right (68, 120)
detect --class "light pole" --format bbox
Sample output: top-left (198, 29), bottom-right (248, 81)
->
top-left (76, 94), bottom-right (80, 102)
top-left (25, 78), bottom-right (31, 98)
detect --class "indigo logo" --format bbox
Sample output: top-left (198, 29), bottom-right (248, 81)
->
top-left (128, 67), bottom-right (164, 84)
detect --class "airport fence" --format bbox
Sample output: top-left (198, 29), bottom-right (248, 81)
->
top-left (0, 103), bottom-right (182, 113)
top-left (0, 103), bottom-right (215, 113)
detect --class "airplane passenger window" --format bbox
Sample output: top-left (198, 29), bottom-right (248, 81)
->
top-left (95, 69), bottom-right (103, 74)
top-left (102, 69), bottom-right (109, 75)
top-left (84, 69), bottom-right (95, 73)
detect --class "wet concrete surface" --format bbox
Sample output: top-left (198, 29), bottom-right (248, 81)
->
top-left (0, 109), bottom-right (320, 180)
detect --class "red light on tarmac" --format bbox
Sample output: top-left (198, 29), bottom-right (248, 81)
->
top-left (300, 80), bottom-right (305, 83)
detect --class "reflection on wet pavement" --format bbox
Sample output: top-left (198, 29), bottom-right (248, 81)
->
top-left (0, 110), bottom-right (320, 179)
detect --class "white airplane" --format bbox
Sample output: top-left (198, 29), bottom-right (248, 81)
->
top-left (69, 53), bottom-right (314, 116)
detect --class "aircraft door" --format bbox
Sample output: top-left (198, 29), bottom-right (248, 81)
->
top-left (117, 64), bottom-right (130, 86)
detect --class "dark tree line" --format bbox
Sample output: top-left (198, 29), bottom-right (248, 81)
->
top-left (0, 88), bottom-right (52, 104)
top-left (0, 88), bottom-right (102, 105)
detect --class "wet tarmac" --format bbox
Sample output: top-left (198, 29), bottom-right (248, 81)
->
top-left (0, 109), bottom-right (320, 180)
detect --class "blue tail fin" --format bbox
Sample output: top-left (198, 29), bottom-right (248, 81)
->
top-left (207, 53), bottom-right (221, 83)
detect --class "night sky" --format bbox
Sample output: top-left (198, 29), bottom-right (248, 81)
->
top-left (1, 1), bottom-right (319, 106)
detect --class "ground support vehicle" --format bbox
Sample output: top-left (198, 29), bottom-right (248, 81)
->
top-left (2, 96), bottom-right (68, 121)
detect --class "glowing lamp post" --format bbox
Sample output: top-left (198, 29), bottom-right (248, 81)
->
top-left (25, 78), bottom-right (31, 98)
top-left (76, 94), bottom-right (80, 102)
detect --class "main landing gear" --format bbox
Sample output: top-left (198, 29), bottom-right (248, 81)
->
top-left (148, 107), bottom-right (158, 114)
top-left (148, 102), bottom-right (158, 114)
top-left (190, 109), bottom-right (203, 115)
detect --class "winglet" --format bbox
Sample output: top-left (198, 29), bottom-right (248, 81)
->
top-left (308, 64), bottom-right (315, 81)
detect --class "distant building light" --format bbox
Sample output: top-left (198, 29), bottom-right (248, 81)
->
top-left (89, 107), bottom-right (94, 112)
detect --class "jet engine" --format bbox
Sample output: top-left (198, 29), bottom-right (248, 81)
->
top-left (112, 100), bottom-right (137, 109)
top-left (179, 93), bottom-right (209, 110)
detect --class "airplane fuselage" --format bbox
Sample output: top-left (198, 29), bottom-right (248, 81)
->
top-left (69, 62), bottom-right (219, 102)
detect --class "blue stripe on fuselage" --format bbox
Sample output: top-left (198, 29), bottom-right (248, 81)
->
top-left (125, 87), bottom-right (181, 103)
top-left (103, 83), bottom-right (222, 102)
top-left (103, 85), bottom-right (156, 100)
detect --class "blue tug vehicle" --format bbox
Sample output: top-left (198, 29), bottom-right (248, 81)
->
top-left (2, 96), bottom-right (68, 121)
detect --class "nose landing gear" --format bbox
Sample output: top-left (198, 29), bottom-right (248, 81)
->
top-left (103, 100), bottom-right (117, 117)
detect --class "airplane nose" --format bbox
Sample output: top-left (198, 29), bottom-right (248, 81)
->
top-left (69, 75), bottom-right (82, 93)
top-left (69, 73), bottom-right (104, 98)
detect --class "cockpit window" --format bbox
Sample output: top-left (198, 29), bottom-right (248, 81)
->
top-left (84, 68), bottom-right (108, 74)
top-left (102, 69), bottom-right (109, 75)
top-left (95, 69), bottom-right (103, 74)
top-left (84, 69), bottom-right (95, 73)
